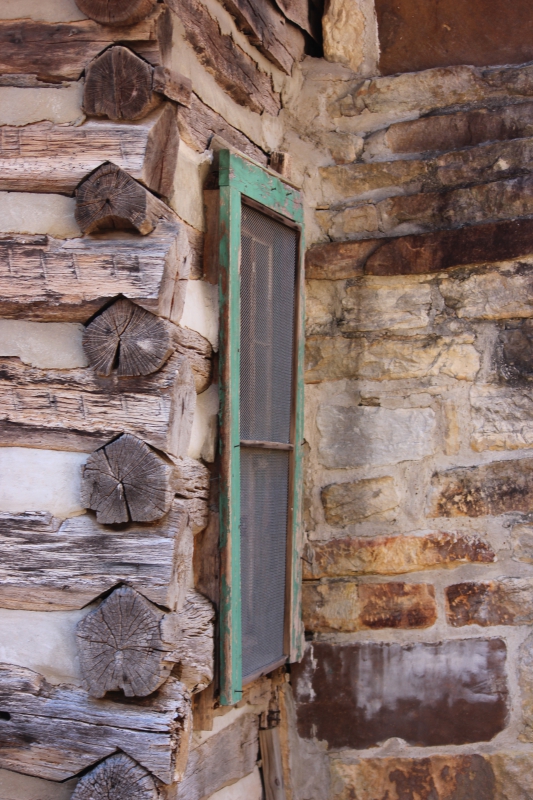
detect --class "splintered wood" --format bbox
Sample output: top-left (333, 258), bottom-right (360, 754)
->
top-left (0, 221), bottom-right (190, 322)
top-left (0, 353), bottom-right (196, 455)
top-left (0, 504), bottom-right (191, 611)
top-left (0, 663), bottom-right (190, 782)
top-left (72, 754), bottom-right (160, 800)
top-left (0, 103), bottom-right (179, 196)
top-left (82, 434), bottom-right (174, 524)
top-left (83, 298), bottom-right (174, 377)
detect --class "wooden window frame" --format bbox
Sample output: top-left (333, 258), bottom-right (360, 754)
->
top-left (217, 149), bottom-right (305, 705)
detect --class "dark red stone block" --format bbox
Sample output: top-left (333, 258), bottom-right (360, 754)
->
top-left (292, 639), bottom-right (508, 749)
top-left (376, 0), bottom-right (533, 75)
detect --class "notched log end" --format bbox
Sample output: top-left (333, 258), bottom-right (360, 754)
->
top-left (71, 753), bottom-right (160, 800)
top-left (76, 164), bottom-right (158, 235)
top-left (83, 46), bottom-right (160, 122)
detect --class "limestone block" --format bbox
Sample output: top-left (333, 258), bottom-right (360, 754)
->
top-left (303, 580), bottom-right (436, 633)
top-left (320, 131), bottom-right (364, 165)
top-left (305, 279), bottom-right (343, 336)
top-left (317, 405), bottom-right (436, 468)
top-left (429, 457), bottom-right (533, 518)
top-left (188, 383), bottom-right (218, 462)
top-left (0, 769), bottom-right (77, 800)
top-left (320, 159), bottom-right (429, 205)
top-left (181, 279), bottom-right (219, 350)
top-left (293, 639), bottom-right (508, 748)
top-left (340, 277), bottom-right (432, 332)
top-left (0, 84), bottom-right (83, 127)
top-left (439, 259), bottom-right (533, 321)
top-left (0, 193), bottom-right (80, 238)
top-left (471, 386), bottom-right (533, 452)
top-left (316, 203), bottom-right (379, 240)
top-left (323, 0), bottom-right (365, 73)
top-left (330, 755), bottom-right (496, 800)
top-left (512, 525), bottom-right (533, 563)
top-left (0, 448), bottom-right (87, 518)
top-left (0, 607), bottom-right (86, 686)
top-left (446, 579), bottom-right (533, 627)
top-left (0, 320), bottom-right (86, 369)
top-left (306, 239), bottom-right (377, 280)
top-left (519, 631), bottom-right (533, 741)
top-left (205, 767), bottom-right (262, 800)
top-left (321, 476), bottom-right (398, 527)
top-left (303, 531), bottom-right (495, 580)
top-left (491, 752), bottom-right (533, 800)
top-left (0, 0), bottom-right (85, 21)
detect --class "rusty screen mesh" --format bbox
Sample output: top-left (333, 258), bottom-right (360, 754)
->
top-left (239, 203), bottom-right (298, 680)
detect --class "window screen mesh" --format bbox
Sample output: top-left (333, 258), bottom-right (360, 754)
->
top-left (239, 203), bottom-right (298, 680)
top-left (240, 449), bottom-right (289, 679)
top-left (240, 205), bottom-right (298, 444)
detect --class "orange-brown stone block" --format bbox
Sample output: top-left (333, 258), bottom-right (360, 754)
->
top-left (303, 532), bottom-right (495, 579)
top-left (446, 580), bottom-right (533, 627)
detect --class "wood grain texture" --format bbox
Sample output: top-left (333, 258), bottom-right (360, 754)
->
top-left (0, 352), bottom-right (196, 456)
top-left (173, 325), bottom-right (213, 394)
top-left (83, 297), bottom-right (174, 377)
top-left (171, 456), bottom-right (211, 500)
top-left (0, 221), bottom-right (190, 323)
top-left (153, 66), bottom-right (192, 107)
top-left (271, 0), bottom-right (312, 35)
top-left (0, 7), bottom-right (170, 81)
top-left (82, 434), bottom-right (174, 524)
top-left (162, 591), bottom-right (215, 694)
top-left (168, 0), bottom-right (280, 116)
top-left (0, 503), bottom-right (191, 611)
top-left (77, 586), bottom-right (171, 698)
top-left (259, 728), bottom-right (286, 800)
top-left (222, 0), bottom-right (305, 74)
top-left (75, 0), bottom-right (158, 27)
top-left (72, 754), bottom-right (159, 800)
top-left (0, 103), bottom-right (179, 197)
top-left (0, 663), bottom-right (190, 783)
top-left (84, 46), bottom-right (160, 122)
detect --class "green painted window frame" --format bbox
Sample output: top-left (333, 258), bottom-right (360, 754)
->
top-left (217, 149), bottom-right (305, 706)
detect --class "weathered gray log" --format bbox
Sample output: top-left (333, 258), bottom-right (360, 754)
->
top-left (0, 222), bottom-right (190, 323)
top-left (82, 434), bottom-right (174, 524)
top-left (72, 754), bottom-right (159, 800)
top-left (183, 498), bottom-right (210, 535)
top-left (173, 326), bottom-right (213, 394)
top-left (167, 0), bottom-right (280, 116)
top-left (222, 0), bottom-right (305, 74)
top-left (75, 163), bottom-right (174, 236)
top-left (162, 591), bottom-right (215, 693)
top-left (0, 8), bottom-right (170, 81)
top-left (75, 0), bottom-right (158, 26)
top-left (259, 728), bottom-right (286, 800)
top-left (0, 663), bottom-right (189, 783)
top-left (0, 353), bottom-right (196, 456)
top-left (0, 502), bottom-right (191, 611)
top-left (77, 586), bottom-right (171, 697)
top-left (0, 103), bottom-right (178, 197)
top-left (77, 587), bottom-right (214, 698)
top-left (83, 297), bottom-right (174, 376)
top-left (171, 456), bottom-right (211, 499)
top-left (84, 47), bottom-right (192, 121)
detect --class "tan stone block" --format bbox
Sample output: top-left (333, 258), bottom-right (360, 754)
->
top-left (320, 132), bottom-right (364, 165)
top-left (470, 386), bottom-right (533, 452)
top-left (317, 204), bottom-right (379, 240)
top-left (491, 752), bottom-right (533, 800)
top-left (330, 754), bottom-right (496, 800)
top-left (302, 580), bottom-right (359, 632)
top-left (340, 277), bottom-right (431, 332)
top-left (519, 631), bottom-right (533, 741)
top-left (305, 334), bottom-right (480, 383)
top-left (322, 0), bottom-right (377, 76)
top-left (439, 259), bottom-right (533, 321)
top-left (303, 531), bottom-right (495, 579)
top-left (305, 280), bottom-right (343, 336)
top-left (429, 458), bottom-right (533, 517)
top-left (321, 476), bottom-right (398, 527)
top-left (320, 159), bottom-right (429, 204)
top-left (446, 579), bottom-right (533, 627)
top-left (512, 525), bottom-right (533, 563)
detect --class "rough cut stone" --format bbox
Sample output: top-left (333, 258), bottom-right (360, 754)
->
top-left (340, 278), bottom-right (431, 332)
top-left (305, 280), bottom-right (343, 337)
top-left (494, 320), bottom-right (533, 384)
top-left (364, 102), bottom-right (533, 159)
top-left (446, 580), bottom-right (533, 626)
top-left (303, 531), bottom-right (495, 580)
top-left (322, 0), bottom-right (366, 74)
top-left (470, 386), bottom-right (533, 451)
top-left (306, 240), bottom-right (379, 280)
top-left (317, 405), bottom-right (436, 468)
top-left (293, 639), bottom-right (508, 749)
top-left (429, 458), bottom-right (533, 517)
top-left (321, 476), bottom-right (398, 527)
top-left (491, 752), bottom-right (533, 800)
top-left (439, 258), bottom-right (533, 320)
top-left (320, 159), bottom-right (429, 204)
top-left (519, 631), bottom-right (533, 741)
top-left (320, 131), bottom-right (364, 165)
top-left (511, 525), bottom-right (533, 563)
top-left (303, 581), bottom-right (437, 633)
top-left (330, 754), bottom-right (496, 800)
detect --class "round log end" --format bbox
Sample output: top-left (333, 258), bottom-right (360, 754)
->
top-left (76, 163), bottom-right (154, 235)
top-left (83, 297), bottom-right (174, 377)
top-left (77, 586), bottom-right (170, 698)
top-left (75, 0), bottom-right (158, 27)
top-left (71, 753), bottom-right (159, 800)
top-left (84, 46), bottom-right (159, 122)
top-left (81, 433), bottom-right (174, 524)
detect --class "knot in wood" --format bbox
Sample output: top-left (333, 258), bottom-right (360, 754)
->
top-left (75, 0), bottom-right (158, 26)
top-left (71, 753), bottom-right (159, 800)
top-left (76, 163), bottom-right (157, 234)
top-left (83, 297), bottom-right (173, 377)
top-left (84, 47), bottom-right (159, 123)
top-left (77, 586), bottom-right (171, 698)
top-left (81, 433), bottom-right (174, 524)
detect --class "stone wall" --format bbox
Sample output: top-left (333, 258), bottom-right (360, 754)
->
top-left (289, 39), bottom-right (533, 800)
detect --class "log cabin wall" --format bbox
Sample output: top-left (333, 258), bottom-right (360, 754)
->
top-left (2, 1), bottom-right (533, 799)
